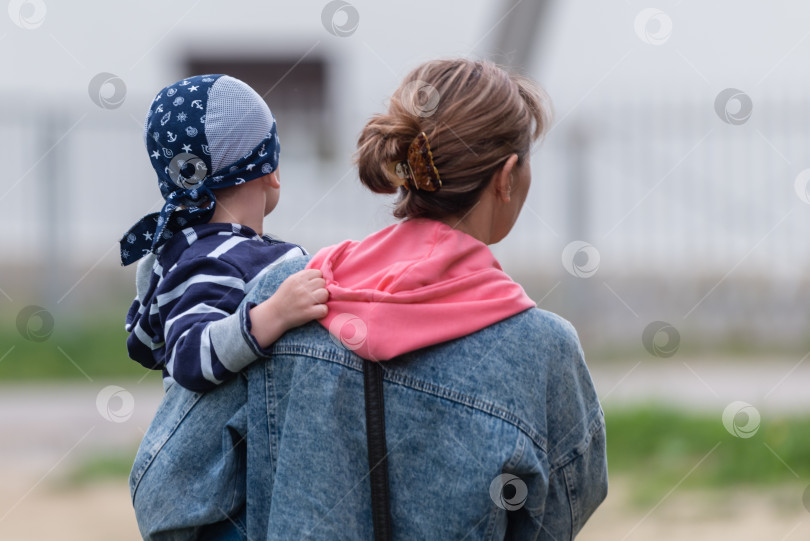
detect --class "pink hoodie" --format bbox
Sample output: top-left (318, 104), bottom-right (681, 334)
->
top-left (306, 218), bottom-right (536, 361)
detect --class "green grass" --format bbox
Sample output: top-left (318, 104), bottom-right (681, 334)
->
top-left (606, 405), bottom-right (810, 504)
top-left (59, 452), bottom-right (137, 487)
top-left (0, 319), bottom-right (159, 382)
top-left (53, 404), bottom-right (810, 497)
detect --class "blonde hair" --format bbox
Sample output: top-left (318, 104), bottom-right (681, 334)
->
top-left (355, 58), bottom-right (552, 220)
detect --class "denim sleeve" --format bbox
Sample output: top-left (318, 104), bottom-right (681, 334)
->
top-left (536, 410), bottom-right (607, 540)
top-left (527, 316), bottom-right (609, 539)
top-left (561, 410), bottom-right (607, 536)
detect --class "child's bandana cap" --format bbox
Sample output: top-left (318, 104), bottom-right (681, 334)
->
top-left (119, 74), bottom-right (280, 266)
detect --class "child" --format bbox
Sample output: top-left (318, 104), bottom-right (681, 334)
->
top-left (121, 74), bottom-right (328, 392)
top-left (122, 74), bottom-right (326, 539)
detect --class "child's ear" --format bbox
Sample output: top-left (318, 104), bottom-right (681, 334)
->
top-left (264, 171), bottom-right (281, 189)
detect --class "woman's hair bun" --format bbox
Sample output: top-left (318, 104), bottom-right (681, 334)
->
top-left (354, 58), bottom-right (552, 220)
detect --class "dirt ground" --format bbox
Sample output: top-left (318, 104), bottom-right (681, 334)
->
top-left (1, 471), bottom-right (808, 540)
top-left (0, 469), bottom-right (141, 540)
top-left (578, 479), bottom-right (810, 541)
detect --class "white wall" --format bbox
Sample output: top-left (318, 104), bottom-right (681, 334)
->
top-left (3, 0), bottom-right (810, 277)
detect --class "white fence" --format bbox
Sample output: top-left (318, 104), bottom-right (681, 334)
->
top-left (3, 94), bottom-right (810, 349)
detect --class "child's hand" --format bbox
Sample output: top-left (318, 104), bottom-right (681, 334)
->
top-left (272, 268), bottom-right (329, 326)
top-left (249, 269), bottom-right (329, 348)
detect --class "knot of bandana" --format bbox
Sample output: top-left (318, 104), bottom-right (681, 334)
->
top-left (119, 74), bottom-right (281, 266)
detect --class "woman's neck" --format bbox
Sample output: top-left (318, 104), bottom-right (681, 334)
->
top-left (440, 198), bottom-right (494, 245)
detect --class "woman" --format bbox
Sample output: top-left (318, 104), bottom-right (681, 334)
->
top-left (131, 58), bottom-right (607, 540)
top-left (241, 58), bottom-right (607, 538)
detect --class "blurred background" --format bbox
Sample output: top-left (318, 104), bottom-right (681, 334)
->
top-left (2, 0), bottom-right (810, 539)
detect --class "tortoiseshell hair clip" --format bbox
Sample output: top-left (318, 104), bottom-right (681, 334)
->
top-left (389, 132), bottom-right (442, 192)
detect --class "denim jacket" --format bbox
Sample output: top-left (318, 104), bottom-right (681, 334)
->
top-left (130, 257), bottom-right (607, 540)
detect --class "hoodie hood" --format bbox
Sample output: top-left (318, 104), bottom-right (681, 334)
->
top-left (306, 218), bottom-right (536, 361)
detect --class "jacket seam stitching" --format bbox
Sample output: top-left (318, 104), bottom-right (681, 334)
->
top-left (268, 343), bottom-right (550, 452)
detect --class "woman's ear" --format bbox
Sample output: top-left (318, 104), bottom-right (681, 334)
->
top-left (492, 154), bottom-right (520, 203)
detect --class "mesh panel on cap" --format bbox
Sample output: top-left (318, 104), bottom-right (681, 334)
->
top-left (142, 99), bottom-right (152, 146)
top-left (205, 76), bottom-right (275, 173)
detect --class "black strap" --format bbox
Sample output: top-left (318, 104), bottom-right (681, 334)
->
top-left (362, 359), bottom-right (393, 540)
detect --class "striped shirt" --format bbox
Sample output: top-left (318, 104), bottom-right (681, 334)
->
top-left (125, 223), bottom-right (305, 391)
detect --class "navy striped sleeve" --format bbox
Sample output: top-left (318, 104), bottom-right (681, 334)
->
top-left (157, 255), bottom-right (264, 391)
top-left (123, 224), bottom-right (306, 391)
top-left (126, 255), bottom-right (166, 372)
